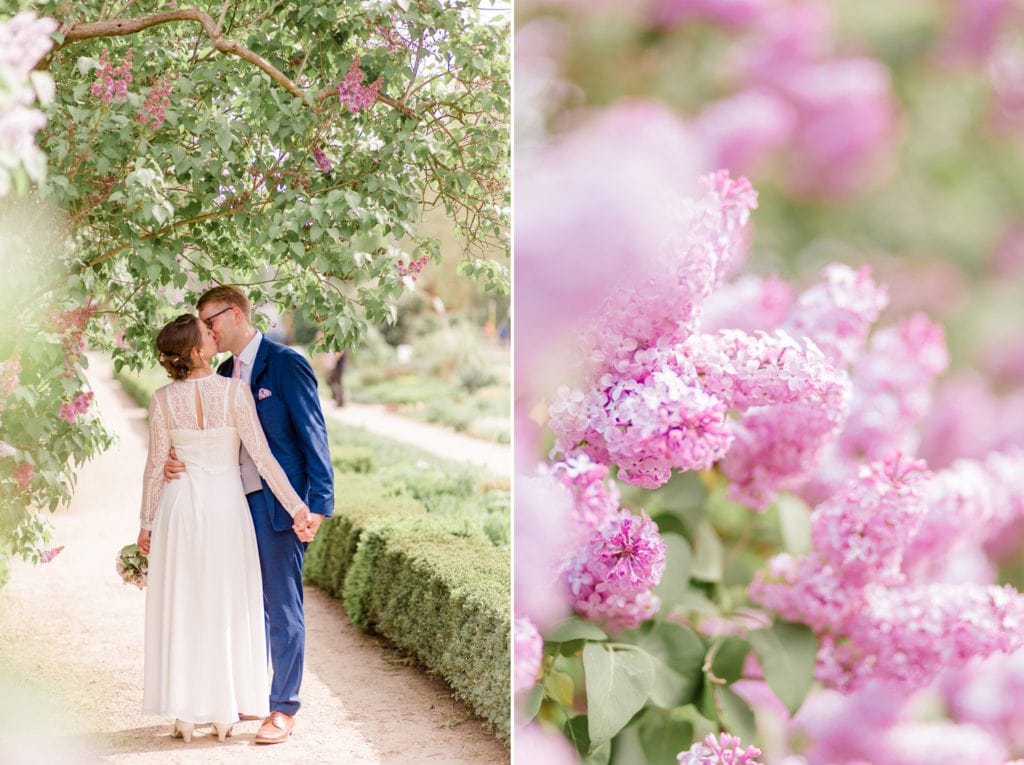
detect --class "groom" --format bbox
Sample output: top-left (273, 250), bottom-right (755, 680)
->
top-left (164, 285), bottom-right (334, 744)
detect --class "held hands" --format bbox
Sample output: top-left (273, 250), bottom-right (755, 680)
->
top-left (163, 447), bottom-right (186, 483)
top-left (292, 507), bottom-right (321, 543)
top-left (137, 528), bottom-right (152, 555)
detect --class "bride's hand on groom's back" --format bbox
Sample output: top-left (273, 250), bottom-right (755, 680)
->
top-left (163, 447), bottom-right (185, 482)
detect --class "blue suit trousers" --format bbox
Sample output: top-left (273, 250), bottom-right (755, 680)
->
top-left (247, 490), bottom-right (305, 715)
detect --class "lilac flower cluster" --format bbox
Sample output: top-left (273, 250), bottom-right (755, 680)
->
top-left (514, 616), bottom-right (543, 695)
top-left (58, 391), bottom-right (94, 424)
top-left (135, 75), bottom-right (175, 130)
top-left (0, 354), bottom-right (20, 406)
top-left (677, 733), bottom-right (763, 765)
top-left (0, 12), bottom-right (58, 194)
top-left (677, 1), bottom-right (900, 201)
top-left (312, 146), bottom-right (333, 174)
top-left (547, 456), bottom-right (668, 631)
top-left (565, 509), bottom-right (667, 630)
top-left (397, 255), bottom-right (430, 280)
top-left (12, 460), bottom-right (32, 489)
top-left (750, 455), bottom-right (1024, 692)
top-left (337, 57), bottom-right (383, 113)
top-left (549, 195), bottom-right (870, 506)
top-left (90, 47), bottom-right (134, 103)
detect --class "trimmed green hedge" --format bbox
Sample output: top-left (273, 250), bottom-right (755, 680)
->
top-left (305, 472), bottom-right (510, 741)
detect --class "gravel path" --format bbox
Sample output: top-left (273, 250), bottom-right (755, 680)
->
top-left (0, 355), bottom-right (509, 764)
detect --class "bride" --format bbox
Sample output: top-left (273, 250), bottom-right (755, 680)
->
top-left (136, 313), bottom-right (311, 742)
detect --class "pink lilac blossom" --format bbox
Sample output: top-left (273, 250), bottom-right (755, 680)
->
top-left (397, 255), bottom-right (429, 279)
top-left (987, 35), bottom-right (1024, 132)
top-left (0, 354), bottom-right (20, 404)
top-left (0, 12), bottom-right (57, 79)
top-left (565, 509), bottom-right (666, 631)
top-left (90, 47), bottom-right (134, 103)
top-left (551, 289), bottom-right (853, 501)
top-left (989, 222), bottom-right (1024, 279)
top-left (841, 315), bottom-right (947, 457)
top-left (793, 683), bottom-right (1008, 765)
top-left (12, 460), bottom-right (32, 489)
top-left (751, 455), bottom-right (1024, 692)
top-left (514, 472), bottom-right (574, 630)
top-left (934, 0), bottom-right (1016, 66)
top-left (337, 57), bottom-right (382, 113)
top-left (58, 402), bottom-right (77, 424)
top-left (73, 392), bottom-right (94, 414)
top-left (924, 374), bottom-right (1024, 472)
top-left (809, 455), bottom-right (930, 588)
top-left (514, 722), bottom-right (579, 765)
top-left (312, 146), bottom-right (333, 174)
top-left (904, 449), bottom-right (1024, 573)
top-left (733, 4), bottom-right (899, 200)
top-left (0, 12), bottom-right (58, 193)
top-left (40, 545), bottom-right (63, 563)
top-left (135, 75), bottom-right (174, 129)
top-left (700, 274), bottom-right (795, 334)
top-left (547, 455), bottom-right (621, 529)
top-left (693, 89), bottom-right (795, 178)
top-left (677, 733), bottom-right (763, 765)
top-left (515, 100), bottom-right (701, 394)
top-left (783, 264), bottom-right (888, 369)
top-left (773, 57), bottom-right (899, 200)
top-left (801, 314), bottom-right (948, 504)
top-left (514, 616), bottom-right (544, 695)
top-left (940, 647), bottom-right (1024, 752)
top-left (651, 0), bottom-right (769, 30)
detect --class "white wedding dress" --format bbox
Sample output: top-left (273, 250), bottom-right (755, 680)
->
top-left (139, 374), bottom-right (307, 723)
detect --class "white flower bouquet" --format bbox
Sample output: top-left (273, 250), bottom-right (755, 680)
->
top-left (116, 543), bottom-right (148, 588)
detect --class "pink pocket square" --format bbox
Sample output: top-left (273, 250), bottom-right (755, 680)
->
top-left (258, 388), bottom-right (273, 400)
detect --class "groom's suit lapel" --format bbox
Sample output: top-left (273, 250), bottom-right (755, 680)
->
top-left (249, 336), bottom-right (271, 391)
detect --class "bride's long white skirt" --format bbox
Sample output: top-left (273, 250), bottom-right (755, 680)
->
top-left (142, 468), bottom-right (269, 722)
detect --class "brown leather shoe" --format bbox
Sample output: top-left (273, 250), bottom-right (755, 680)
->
top-left (238, 713), bottom-right (262, 721)
top-left (254, 712), bottom-right (294, 744)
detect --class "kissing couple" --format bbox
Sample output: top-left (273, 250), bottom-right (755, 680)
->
top-left (135, 285), bottom-right (334, 744)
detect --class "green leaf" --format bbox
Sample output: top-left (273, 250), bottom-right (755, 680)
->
top-left (654, 532), bottom-right (693, 615)
top-left (583, 642), bottom-right (655, 747)
top-left (690, 519), bottom-right (723, 582)
top-left (710, 636), bottom-right (750, 685)
top-left (635, 622), bottom-right (705, 708)
top-left (547, 616), bottom-right (609, 643)
top-left (522, 683), bottom-right (544, 723)
top-left (775, 493), bottom-right (812, 555)
top-left (543, 668), bottom-right (575, 708)
top-left (715, 686), bottom-right (756, 744)
top-left (748, 619), bottom-right (818, 715)
top-left (636, 708), bottom-right (698, 765)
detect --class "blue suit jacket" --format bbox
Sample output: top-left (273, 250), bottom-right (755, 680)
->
top-left (218, 338), bottom-right (334, 532)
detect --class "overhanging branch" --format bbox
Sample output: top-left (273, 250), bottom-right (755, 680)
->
top-left (59, 9), bottom-right (418, 119)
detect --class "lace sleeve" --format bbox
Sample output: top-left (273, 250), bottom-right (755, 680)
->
top-left (140, 392), bottom-right (170, 531)
top-left (232, 380), bottom-right (308, 518)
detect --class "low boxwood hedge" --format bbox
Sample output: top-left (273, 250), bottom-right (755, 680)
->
top-left (305, 472), bottom-right (510, 740)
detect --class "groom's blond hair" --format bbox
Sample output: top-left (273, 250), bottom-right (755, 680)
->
top-left (197, 285), bottom-right (251, 320)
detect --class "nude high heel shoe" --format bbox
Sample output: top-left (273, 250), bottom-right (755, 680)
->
top-left (172, 719), bottom-right (194, 743)
top-left (213, 722), bottom-right (234, 742)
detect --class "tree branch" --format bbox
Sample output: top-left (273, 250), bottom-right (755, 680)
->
top-left (59, 9), bottom-right (418, 120)
top-left (85, 203), bottom-right (263, 269)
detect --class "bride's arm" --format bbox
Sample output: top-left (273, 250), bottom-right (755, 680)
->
top-left (139, 392), bottom-right (170, 550)
top-left (233, 380), bottom-right (309, 518)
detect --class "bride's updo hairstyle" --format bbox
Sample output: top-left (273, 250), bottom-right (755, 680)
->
top-left (156, 314), bottom-right (202, 381)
